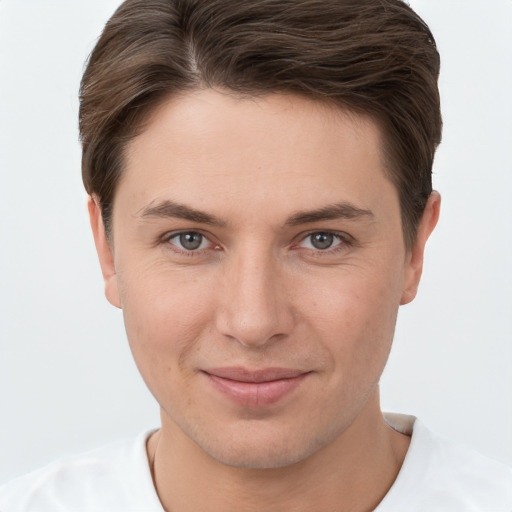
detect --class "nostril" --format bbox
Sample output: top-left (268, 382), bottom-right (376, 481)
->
top-left (214, 297), bottom-right (293, 348)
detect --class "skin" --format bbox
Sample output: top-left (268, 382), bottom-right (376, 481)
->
top-left (89, 89), bottom-right (440, 511)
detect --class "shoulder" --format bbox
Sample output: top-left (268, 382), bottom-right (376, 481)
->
top-left (379, 414), bottom-right (512, 511)
top-left (0, 430), bottom-right (162, 512)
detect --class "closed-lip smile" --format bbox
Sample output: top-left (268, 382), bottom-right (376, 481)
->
top-left (202, 367), bottom-right (310, 407)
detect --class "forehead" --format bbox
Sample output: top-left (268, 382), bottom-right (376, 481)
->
top-left (119, 89), bottom-right (397, 225)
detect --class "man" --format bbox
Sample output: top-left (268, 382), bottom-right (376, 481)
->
top-left (1, 0), bottom-right (511, 510)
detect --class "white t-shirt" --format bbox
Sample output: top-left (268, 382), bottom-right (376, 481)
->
top-left (1, 414), bottom-right (511, 511)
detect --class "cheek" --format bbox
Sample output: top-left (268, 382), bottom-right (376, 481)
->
top-left (300, 262), bottom-right (403, 374)
top-left (117, 263), bottom-right (215, 387)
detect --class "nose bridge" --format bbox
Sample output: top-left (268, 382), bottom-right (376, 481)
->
top-left (215, 242), bottom-right (291, 347)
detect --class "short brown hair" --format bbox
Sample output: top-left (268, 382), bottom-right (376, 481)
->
top-left (79, 0), bottom-right (441, 248)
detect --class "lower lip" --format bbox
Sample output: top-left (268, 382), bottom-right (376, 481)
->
top-left (204, 373), bottom-right (309, 407)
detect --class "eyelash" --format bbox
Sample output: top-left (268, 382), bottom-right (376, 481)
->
top-left (162, 231), bottom-right (219, 256)
top-left (294, 230), bottom-right (354, 255)
top-left (161, 230), bottom-right (354, 256)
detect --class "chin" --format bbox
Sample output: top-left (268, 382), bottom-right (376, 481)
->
top-left (193, 422), bottom-right (335, 470)
top-left (206, 443), bottom-right (313, 470)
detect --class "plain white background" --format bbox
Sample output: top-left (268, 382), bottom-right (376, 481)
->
top-left (1, 0), bottom-right (511, 484)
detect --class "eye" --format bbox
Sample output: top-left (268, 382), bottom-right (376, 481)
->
top-left (298, 231), bottom-right (348, 251)
top-left (167, 231), bottom-right (210, 251)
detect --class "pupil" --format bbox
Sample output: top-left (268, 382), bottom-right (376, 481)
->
top-left (311, 232), bottom-right (333, 250)
top-left (180, 232), bottom-right (202, 250)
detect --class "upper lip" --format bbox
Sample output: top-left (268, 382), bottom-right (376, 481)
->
top-left (204, 367), bottom-right (308, 383)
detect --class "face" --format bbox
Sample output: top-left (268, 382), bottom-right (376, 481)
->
top-left (91, 90), bottom-right (437, 469)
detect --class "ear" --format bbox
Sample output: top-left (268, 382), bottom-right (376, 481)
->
top-left (87, 196), bottom-right (121, 309)
top-left (400, 191), bottom-right (441, 305)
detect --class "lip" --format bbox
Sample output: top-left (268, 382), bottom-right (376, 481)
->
top-left (203, 367), bottom-right (310, 407)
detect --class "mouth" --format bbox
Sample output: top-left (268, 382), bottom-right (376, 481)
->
top-left (202, 367), bottom-right (310, 407)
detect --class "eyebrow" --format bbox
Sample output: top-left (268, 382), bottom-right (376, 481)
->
top-left (137, 199), bottom-right (374, 227)
top-left (138, 200), bottom-right (227, 227)
top-left (285, 203), bottom-right (374, 226)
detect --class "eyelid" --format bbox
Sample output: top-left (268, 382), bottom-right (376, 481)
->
top-left (293, 230), bottom-right (354, 251)
top-left (161, 229), bottom-right (221, 252)
top-left (159, 228), bottom-right (354, 254)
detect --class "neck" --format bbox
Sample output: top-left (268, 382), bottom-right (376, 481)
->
top-left (147, 390), bottom-right (410, 512)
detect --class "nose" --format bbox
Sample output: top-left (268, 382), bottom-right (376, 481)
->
top-left (214, 247), bottom-right (294, 348)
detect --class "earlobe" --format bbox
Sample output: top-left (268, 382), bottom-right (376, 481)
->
top-left (400, 191), bottom-right (441, 305)
top-left (87, 196), bottom-right (122, 309)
